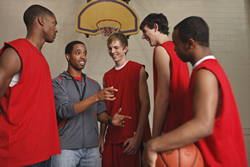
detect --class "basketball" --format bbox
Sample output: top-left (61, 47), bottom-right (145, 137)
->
top-left (155, 143), bottom-right (204, 167)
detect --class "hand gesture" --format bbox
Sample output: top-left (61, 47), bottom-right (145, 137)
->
top-left (123, 136), bottom-right (141, 155)
top-left (142, 139), bottom-right (158, 167)
top-left (97, 86), bottom-right (118, 101)
top-left (111, 108), bottom-right (131, 127)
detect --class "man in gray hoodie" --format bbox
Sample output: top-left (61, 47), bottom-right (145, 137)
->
top-left (51, 40), bottom-right (130, 167)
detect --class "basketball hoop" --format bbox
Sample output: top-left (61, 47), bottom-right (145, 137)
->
top-left (96, 19), bottom-right (122, 39)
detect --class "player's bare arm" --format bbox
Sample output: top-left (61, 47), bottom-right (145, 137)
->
top-left (0, 47), bottom-right (22, 114)
top-left (123, 67), bottom-right (150, 155)
top-left (0, 47), bottom-right (22, 98)
top-left (152, 46), bottom-right (171, 138)
top-left (142, 68), bottom-right (219, 167)
top-left (74, 86), bottom-right (117, 114)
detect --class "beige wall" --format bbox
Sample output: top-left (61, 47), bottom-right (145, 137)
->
top-left (0, 0), bottom-right (250, 165)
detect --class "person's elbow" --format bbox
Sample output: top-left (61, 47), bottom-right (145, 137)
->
top-left (199, 120), bottom-right (214, 138)
top-left (155, 91), bottom-right (169, 104)
top-left (57, 103), bottom-right (77, 119)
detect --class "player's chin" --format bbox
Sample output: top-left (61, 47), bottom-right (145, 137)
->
top-left (46, 39), bottom-right (55, 43)
top-left (46, 36), bottom-right (56, 43)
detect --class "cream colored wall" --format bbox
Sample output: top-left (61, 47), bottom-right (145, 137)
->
top-left (0, 0), bottom-right (250, 164)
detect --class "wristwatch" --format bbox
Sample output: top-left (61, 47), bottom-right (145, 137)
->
top-left (108, 116), bottom-right (112, 125)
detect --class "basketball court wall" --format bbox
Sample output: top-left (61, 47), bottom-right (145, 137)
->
top-left (0, 0), bottom-right (249, 165)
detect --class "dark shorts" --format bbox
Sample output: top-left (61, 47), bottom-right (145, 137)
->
top-left (24, 158), bottom-right (51, 167)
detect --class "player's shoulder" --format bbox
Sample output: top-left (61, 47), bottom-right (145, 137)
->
top-left (0, 39), bottom-right (25, 55)
top-left (6, 39), bottom-right (29, 50)
top-left (154, 48), bottom-right (170, 64)
top-left (105, 67), bottom-right (115, 73)
top-left (52, 75), bottom-right (62, 82)
top-left (86, 76), bottom-right (96, 83)
top-left (52, 74), bottom-right (65, 88)
top-left (52, 71), bottom-right (71, 85)
top-left (128, 60), bottom-right (143, 67)
top-left (85, 75), bottom-right (100, 86)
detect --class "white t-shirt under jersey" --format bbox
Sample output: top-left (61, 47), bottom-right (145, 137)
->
top-left (9, 72), bottom-right (21, 87)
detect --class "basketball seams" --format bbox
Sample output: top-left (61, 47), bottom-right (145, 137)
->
top-left (156, 144), bottom-right (204, 167)
top-left (178, 148), bottom-right (180, 167)
top-left (159, 152), bottom-right (169, 167)
top-left (191, 146), bottom-right (198, 167)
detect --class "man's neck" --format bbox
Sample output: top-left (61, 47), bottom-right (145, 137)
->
top-left (157, 34), bottom-right (170, 45)
top-left (115, 57), bottom-right (128, 67)
top-left (26, 34), bottom-right (45, 51)
top-left (67, 68), bottom-right (82, 77)
top-left (191, 47), bottom-right (212, 66)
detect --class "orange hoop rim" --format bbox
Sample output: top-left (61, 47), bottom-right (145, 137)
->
top-left (96, 19), bottom-right (122, 29)
top-left (96, 19), bottom-right (122, 37)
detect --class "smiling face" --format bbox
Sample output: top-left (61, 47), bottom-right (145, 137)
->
top-left (141, 25), bottom-right (158, 46)
top-left (66, 43), bottom-right (87, 71)
top-left (43, 14), bottom-right (58, 43)
top-left (108, 39), bottom-right (128, 66)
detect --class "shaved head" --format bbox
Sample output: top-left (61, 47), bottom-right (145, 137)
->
top-left (23, 4), bottom-right (54, 29)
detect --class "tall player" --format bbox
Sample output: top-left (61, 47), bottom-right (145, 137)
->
top-left (140, 13), bottom-right (190, 138)
top-left (142, 16), bottom-right (248, 167)
top-left (0, 5), bottom-right (60, 167)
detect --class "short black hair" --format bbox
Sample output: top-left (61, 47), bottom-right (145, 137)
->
top-left (65, 41), bottom-right (85, 55)
top-left (174, 16), bottom-right (209, 47)
top-left (23, 4), bottom-right (54, 28)
top-left (140, 13), bottom-right (169, 35)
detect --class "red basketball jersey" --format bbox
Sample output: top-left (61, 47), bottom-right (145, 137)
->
top-left (104, 61), bottom-right (151, 144)
top-left (183, 59), bottom-right (247, 167)
top-left (153, 41), bottom-right (190, 133)
top-left (0, 39), bottom-right (61, 167)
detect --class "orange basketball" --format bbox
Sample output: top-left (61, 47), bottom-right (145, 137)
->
top-left (156, 143), bottom-right (204, 167)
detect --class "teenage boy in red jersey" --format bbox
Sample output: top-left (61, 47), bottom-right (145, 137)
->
top-left (99, 33), bottom-right (151, 167)
top-left (142, 16), bottom-right (248, 167)
top-left (140, 13), bottom-right (190, 138)
top-left (0, 5), bottom-right (61, 167)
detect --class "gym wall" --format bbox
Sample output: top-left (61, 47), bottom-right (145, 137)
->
top-left (0, 0), bottom-right (249, 165)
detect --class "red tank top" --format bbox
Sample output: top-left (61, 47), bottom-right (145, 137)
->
top-left (153, 41), bottom-right (189, 133)
top-left (104, 61), bottom-right (151, 143)
top-left (0, 39), bottom-right (61, 167)
top-left (183, 59), bottom-right (247, 167)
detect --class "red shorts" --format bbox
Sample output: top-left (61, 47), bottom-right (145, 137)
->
top-left (102, 143), bottom-right (141, 167)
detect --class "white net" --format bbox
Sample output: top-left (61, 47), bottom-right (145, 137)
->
top-left (96, 19), bottom-right (122, 39)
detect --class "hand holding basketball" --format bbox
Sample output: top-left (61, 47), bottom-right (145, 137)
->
top-left (142, 139), bottom-right (158, 167)
top-left (156, 143), bottom-right (204, 167)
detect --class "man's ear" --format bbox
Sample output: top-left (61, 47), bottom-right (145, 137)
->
top-left (154, 23), bottom-right (159, 32)
top-left (38, 16), bottom-right (44, 26)
top-left (187, 39), bottom-right (195, 49)
top-left (65, 54), bottom-right (70, 61)
top-left (124, 46), bottom-right (128, 53)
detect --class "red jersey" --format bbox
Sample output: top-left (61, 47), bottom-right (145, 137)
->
top-left (183, 59), bottom-right (247, 167)
top-left (0, 39), bottom-right (61, 167)
top-left (104, 61), bottom-right (151, 144)
top-left (153, 41), bottom-right (189, 133)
